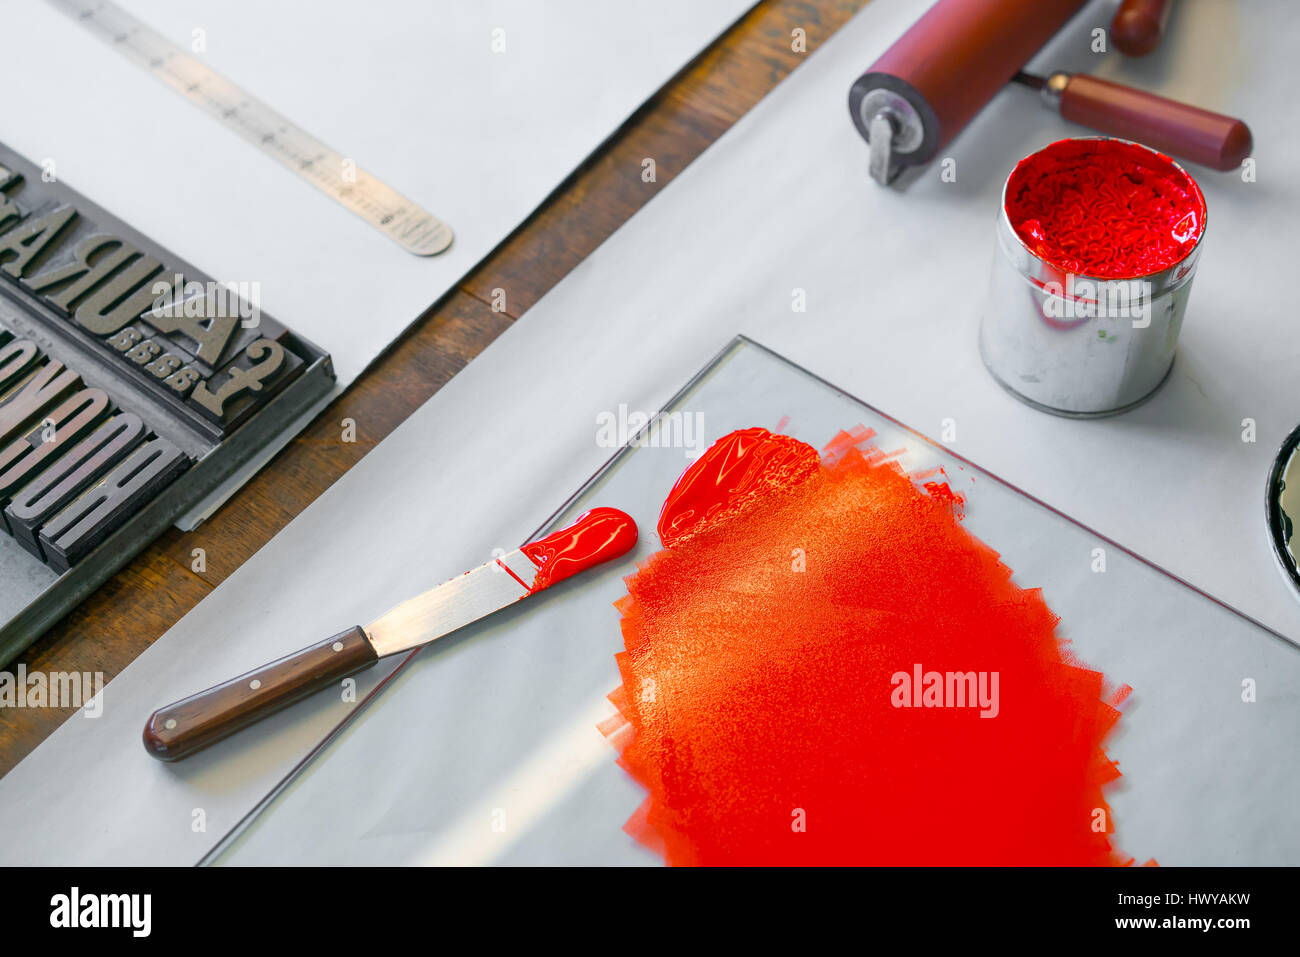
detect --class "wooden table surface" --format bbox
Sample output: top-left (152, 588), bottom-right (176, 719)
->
top-left (0, 0), bottom-right (869, 775)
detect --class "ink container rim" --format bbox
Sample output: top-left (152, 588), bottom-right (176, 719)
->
top-left (1000, 136), bottom-right (1209, 288)
top-left (1265, 421), bottom-right (1300, 603)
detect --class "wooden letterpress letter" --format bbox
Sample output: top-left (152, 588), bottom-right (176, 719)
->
top-left (0, 358), bottom-right (82, 445)
top-left (0, 336), bottom-right (40, 392)
top-left (0, 387), bottom-right (109, 508)
top-left (0, 205), bottom-right (78, 280)
top-left (37, 435), bottom-right (190, 570)
top-left (3, 412), bottom-right (145, 554)
top-left (24, 235), bottom-right (144, 316)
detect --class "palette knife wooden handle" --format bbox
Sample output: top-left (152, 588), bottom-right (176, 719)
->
top-left (142, 626), bottom-right (378, 762)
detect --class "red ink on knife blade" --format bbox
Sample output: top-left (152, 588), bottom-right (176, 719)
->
top-left (603, 427), bottom-right (1143, 866)
top-left (1005, 138), bottom-right (1205, 279)
top-left (522, 507), bottom-right (637, 592)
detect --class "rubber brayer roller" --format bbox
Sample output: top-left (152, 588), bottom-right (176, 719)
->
top-left (849, 0), bottom-right (1089, 184)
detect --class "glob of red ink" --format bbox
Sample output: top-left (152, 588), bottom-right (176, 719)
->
top-left (521, 507), bottom-right (637, 592)
top-left (604, 427), bottom-right (1137, 866)
top-left (657, 426), bottom-right (819, 548)
top-left (1005, 138), bottom-right (1206, 279)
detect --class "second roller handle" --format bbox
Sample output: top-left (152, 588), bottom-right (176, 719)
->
top-left (1059, 73), bottom-right (1252, 172)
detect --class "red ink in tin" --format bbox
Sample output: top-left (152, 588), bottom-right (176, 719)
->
top-left (1005, 138), bottom-right (1206, 279)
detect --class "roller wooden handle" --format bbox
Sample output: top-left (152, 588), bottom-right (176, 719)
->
top-left (1111, 0), bottom-right (1173, 57)
top-left (1061, 74), bottom-right (1252, 171)
top-left (142, 626), bottom-right (378, 762)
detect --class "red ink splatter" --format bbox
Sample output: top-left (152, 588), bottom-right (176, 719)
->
top-left (522, 507), bottom-right (637, 592)
top-left (603, 428), bottom-right (1143, 866)
top-left (1005, 138), bottom-right (1205, 279)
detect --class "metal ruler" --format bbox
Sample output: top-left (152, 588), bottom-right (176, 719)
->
top-left (50, 0), bottom-right (453, 256)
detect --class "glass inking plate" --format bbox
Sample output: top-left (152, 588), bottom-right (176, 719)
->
top-left (206, 336), bottom-right (1300, 866)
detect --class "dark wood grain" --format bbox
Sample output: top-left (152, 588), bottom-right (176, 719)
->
top-left (142, 626), bottom-right (376, 762)
top-left (0, 0), bottom-right (870, 776)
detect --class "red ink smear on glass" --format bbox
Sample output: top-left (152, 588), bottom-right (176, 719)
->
top-left (604, 427), bottom-right (1146, 866)
top-left (521, 507), bottom-right (637, 592)
top-left (1005, 138), bottom-right (1205, 279)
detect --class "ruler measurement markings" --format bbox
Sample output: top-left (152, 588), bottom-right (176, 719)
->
top-left (49, 0), bottom-right (452, 255)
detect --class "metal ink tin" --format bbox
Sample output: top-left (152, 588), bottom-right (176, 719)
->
top-left (979, 137), bottom-right (1206, 417)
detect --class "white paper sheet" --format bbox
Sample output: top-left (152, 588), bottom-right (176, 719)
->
top-left (3, 0), bottom-right (1297, 865)
top-left (0, 0), bottom-right (755, 522)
